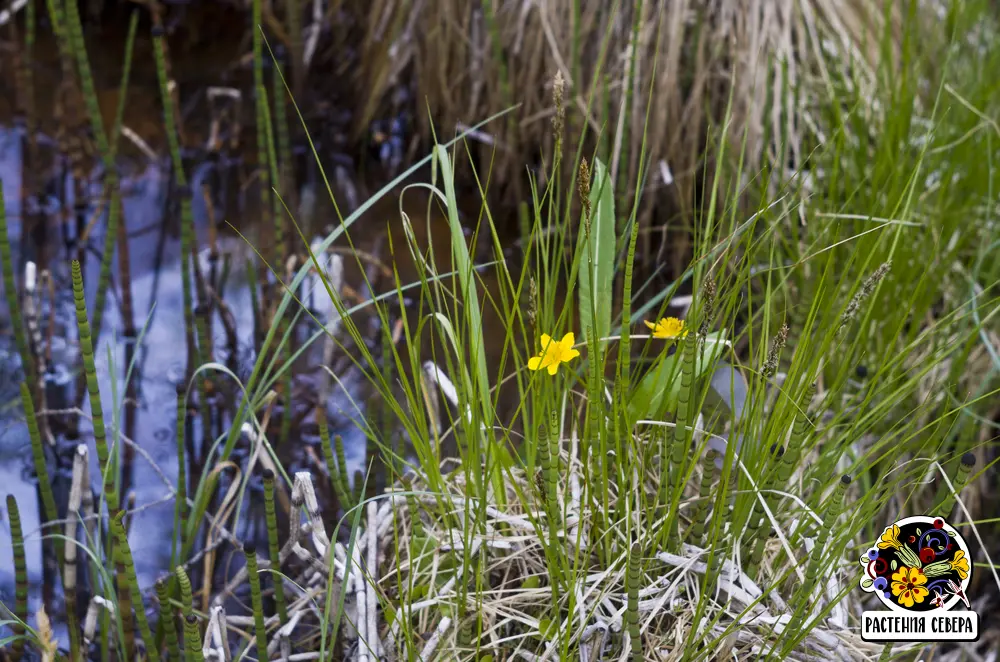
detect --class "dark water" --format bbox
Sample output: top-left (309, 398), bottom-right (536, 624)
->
top-left (0, 122), bottom-right (375, 625)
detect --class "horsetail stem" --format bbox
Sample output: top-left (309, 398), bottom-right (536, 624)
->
top-left (262, 469), bottom-right (288, 624)
top-left (112, 520), bottom-right (137, 660)
top-left (6, 495), bottom-right (28, 661)
top-left (334, 431), bottom-right (355, 512)
top-left (175, 565), bottom-right (195, 618)
top-left (21, 383), bottom-right (58, 528)
top-left (174, 386), bottom-right (188, 558)
top-left (537, 419), bottom-right (560, 612)
top-left (318, 408), bottom-right (351, 512)
top-left (156, 577), bottom-right (182, 662)
top-left (183, 614), bottom-right (205, 662)
top-left (746, 445), bottom-right (783, 578)
top-left (793, 475), bottom-right (851, 619)
top-left (626, 542), bottom-right (642, 662)
top-left (71, 260), bottom-right (119, 515)
top-left (112, 512), bottom-right (160, 662)
top-left (62, 0), bottom-right (121, 343)
top-left (152, 27), bottom-right (197, 383)
top-left (244, 543), bottom-right (270, 662)
top-left (777, 382), bottom-right (816, 487)
top-left (688, 450), bottom-right (717, 546)
top-left (666, 334), bottom-right (698, 546)
top-left (0, 187), bottom-right (37, 386)
top-left (936, 452), bottom-right (976, 518)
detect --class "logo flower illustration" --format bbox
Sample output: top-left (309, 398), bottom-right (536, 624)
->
top-left (859, 516), bottom-right (973, 613)
top-left (891, 566), bottom-right (929, 608)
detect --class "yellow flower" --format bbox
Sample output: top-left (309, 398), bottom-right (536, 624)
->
top-left (891, 566), bottom-right (929, 608)
top-left (950, 550), bottom-right (970, 580)
top-left (878, 524), bottom-right (902, 550)
top-left (644, 317), bottom-right (688, 339)
top-left (527, 332), bottom-right (580, 375)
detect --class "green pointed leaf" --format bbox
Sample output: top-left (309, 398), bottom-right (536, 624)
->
top-left (628, 332), bottom-right (729, 421)
top-left (575, 158), bottom-right (615, 345)
top-left (862, 578), bottom-right (874, 589)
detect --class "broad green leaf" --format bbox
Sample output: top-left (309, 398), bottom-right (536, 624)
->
top-left (628, 332), bottom-right (729, 422)
top-left (575, 158), bottom-right (615, 345)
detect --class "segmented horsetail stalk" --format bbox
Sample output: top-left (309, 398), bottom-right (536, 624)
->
top-left (878, 644), bottom-right (893, 662)
top-left (175, 565), bottom-right (195, 618)
top-left (152, 25), bottom-right (198, 383)
top-left (156, 577), bottom-right (182, 662)
top-left (61, 0), bottom-right (119, 342)
top-left (666, 334), bottom-right (698, 545)
top-left (335, 433), bottom-right (355, 512)
top-left (821, 474), bottom-right (851, 523)
top-left (262, 469), bottom-right (288, 624)
top-left (244, 543), bottom-right (271, 662)
top-left (746, 445), bottom-right (784, 578)
top-left (793, 475), bottom-right (851, 619)
top-left (174, 386), bottom-right (188, 556)
top-left (183, 614), bottom-right (205, 662)
top-left (537, 418), bottom-right (561, 613)
top-left (111, 518), bottom-right (137, 659)
top-left (936, 452), bottom-right (976, 518)
top-left (688, 450), bottom-right (717, 546)
top-left (6, 495), bottom-right (28, 661)
top-left (111, 512), bottom-right (161, 662)
top-left (20, 383), bottom-right (58, 529)
top-left (778, 382), bottom-right (816, 486)
top-left (626, 542), bottom-right (642, 662)
top-left (72, 260), bottom-right (119, 515)
top-left (318, 408), bottom-right (352, 513)
top-left (0, 186), bottom-right (37, 386)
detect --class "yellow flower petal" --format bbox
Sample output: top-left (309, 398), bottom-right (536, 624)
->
top-left (528, 356), bottom-right (542, 371)
top-left (564, 348), bottom-right (580, 360)
top-left (540, 334), bottom-right (553, 347)
top-left (547, 363), bottom-right (559, 376)
top-left (560, 332), bottom-right (575, 347)
top-left (644, 320), bottom-right (656, 331)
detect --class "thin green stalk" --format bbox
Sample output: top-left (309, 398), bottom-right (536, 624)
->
top-left (626, 542), bottom-right (642, 662)
top-left (6, 494), bottom-right (28, 661)
top-left (262, 469), bottom-right (288, 624)
top-left (175, 565), bottom-right (195, 618)
top-left (183, 614), bottom-right (205, 662)
top-left (155, 577), bottom-right (181, 662)
top-left (538, 415), bottom-right (562, 613)
top-left (688, 450), bottom-right (717, 546)
top-left (173, 386), bottom-right (188, 562)
top-left (0, 186), bottom-right (36, 386)
top-left (936, 451), bottom-right (976, 518)
top-left (111, 512), bottom-right (160, 662)
top-left (244, 544), bottom-right (270, 662)
top-left (152, 27), bottom-right (197, 383)
top-left (317, 408), bottom-right (349, 511)
top-left (666, 334), bottom-right (698, 548)
top-left (72, 260), bottom-right (119, 515)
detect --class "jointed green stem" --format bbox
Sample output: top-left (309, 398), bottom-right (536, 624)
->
top-left (71, 260), bottom-right (119, 515)
top-left (244, 544), bottom-right (271, 661)
top-left (262, 470), bottom-right (288, 624)
top-left (156, 577), bottom-right (182, 662)
top-left (6, 494), bottom-right (28, 661)
top-left (111, 512), bottom-right (161, 662)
